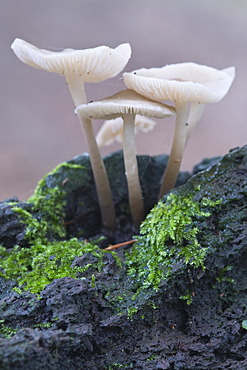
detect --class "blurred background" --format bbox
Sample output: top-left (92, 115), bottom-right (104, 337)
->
top-left (1, 0), bottom-right (247, 201)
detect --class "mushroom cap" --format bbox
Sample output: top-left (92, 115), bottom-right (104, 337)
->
top-left (75, 89), bottom-right (175, 120)
top-left (96, 115), bottom-right (157, 147)
top-left (11, 38), bottom-right (131, 82)
top-left (123, 62), bottom-right (236, 104)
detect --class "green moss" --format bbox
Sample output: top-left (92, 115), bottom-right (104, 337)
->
top-left (126, 192), bottom-right (221, 292)
top-left (12, 206), bottom-right (49, 244)
top-left (13, 187), bottom-right (66, 244)
top-left (215, 266), bottom-right (235, 284)
top-left (0, 238), bottom-right (119, 294)
top-left (0, 320), bottom-right (18, 339)
top-left (11, 163), bottom-right (87, 244)
top-left (28, 162), bottom-right (85, 207)
top-left (33, 322), bottom-right (53, 329)
top-left (108, 362), bottom-right (134, 369)
top-left (127, 306), bottom-right (138, 319)
top-left (242, 320), bottom-right (247, 330)
top-left (146, 354), bottom-right (158, 361)
top-left (27, 165), bottom-right (72, 239)
top-left (0, 162), bottom-right (124, 295)
top-left (31, 185), bottom-right (66, 239)
top-left (179, 291), bottom-right (194, 305)
top-left (90, 274), bottom-right (96, 288)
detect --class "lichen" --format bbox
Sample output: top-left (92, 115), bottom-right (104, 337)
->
top-left (125, 191), bottom-right (222, 293)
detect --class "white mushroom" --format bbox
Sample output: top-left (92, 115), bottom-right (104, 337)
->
top-left (123, 62), bottom-right (236, 197)
top-left (76, 89), bottom-right (175, 228)
top-left (11, 38), bottom-right (131, 106)
top-left (96, 115), bottom-right (157, 147)
top-left (11, 38), bottom-right (132, 230)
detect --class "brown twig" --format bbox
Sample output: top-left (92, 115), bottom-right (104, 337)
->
top-left (104, 239), bottom-right (137, 251)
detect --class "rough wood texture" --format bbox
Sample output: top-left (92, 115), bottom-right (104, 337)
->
top-left (0, 147), bottom-right (246, 370)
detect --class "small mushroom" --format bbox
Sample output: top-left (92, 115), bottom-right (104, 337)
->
top-left (11, 38), bottom-right (131, 106)
top-left (96, 115), bottom-right (157, 147)
top-left (123, 62), bottom-right (235, 197)
top-left (75, 89), bottom-right (175, 228)
top-left (11, 38), bottom-right (132, 230)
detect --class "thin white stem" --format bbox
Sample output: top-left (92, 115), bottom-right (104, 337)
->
top-left (186, 103), bottom-right (205, 144)
top-left (66, 73), bottom-right (116, 230)
top-left (122, 114), bottom-right (145, 228)
top-left (78, 115), bottom-right (117, 230)
top-left (65, 72), bottom-right (87, 107)
top-left (158, 101), bottom-right (189, 198)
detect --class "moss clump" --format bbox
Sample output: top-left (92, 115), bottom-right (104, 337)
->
top-left (126, 192), bottom-right (221, 292)
top-left (29, 184), bottom-right (66, 240)
top-left (0, 320), bottom-right (18, 339)
top-left (12, 206), bottom-right (50, 244)
top-left (24, 163), bottom-right (86, 243)
top-left (0, 238), bottom-right (117, 294)
top-left (0, 162), bottom-right (124, 295)
top-left (108, 363), bottom-right (134, 369)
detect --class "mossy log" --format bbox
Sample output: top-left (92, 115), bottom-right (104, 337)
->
top-left (0, 146), bottom-right (246, 369)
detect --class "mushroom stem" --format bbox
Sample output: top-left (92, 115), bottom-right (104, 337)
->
top-left (158, 101), bottom-right (189, 198)
top-left (122, 113), bottom-right (144, 228)
top-left (66, 75), bottom-right (116, 231)
top-left (65, 73), bottom-right (87, 107)
top-left (77, 115), bottom-right (116, 231)
top-left (186, 103), bottom-right (205, 144)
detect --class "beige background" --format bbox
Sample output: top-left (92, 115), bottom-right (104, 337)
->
top-left (1, 0), bottom-right (247, 201)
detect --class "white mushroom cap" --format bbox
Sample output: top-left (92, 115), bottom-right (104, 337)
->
top-left (123, 63), bottom-right (235, 199)
top-left (75, 89), bottom-right (175, 119)
top-left (123, 62), bottom-right (235, 104)
top-left (11, 38), bottom-right (131, 83)
top-left (96, 115), bottom-right (157, 147)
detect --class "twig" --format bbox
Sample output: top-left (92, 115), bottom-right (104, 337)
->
top-left (104, 239), bottom-right (137, 251)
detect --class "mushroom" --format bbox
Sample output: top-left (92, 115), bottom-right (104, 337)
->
top-left (75, 89), bottom-right (175, 228)
top-left (11, 38), bottom-right (132, 230)
top-left (123, 62), bottom-right (236, 197)
top-left (96, 115), bottom-right (157, 147)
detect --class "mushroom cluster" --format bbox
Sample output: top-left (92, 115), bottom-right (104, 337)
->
top-left (11, 38), bottom-right (236, 230)
top-left (76, 89), bottom-right (175, 228)
top-left (11, 39), bottom-right (131, 231)
top-left (123, 63), bottom-right (236, 197)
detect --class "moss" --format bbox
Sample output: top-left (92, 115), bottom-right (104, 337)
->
top-left (29, 162), bottom-right (85, 204)
top-left (146, 354), bottom-right (158, 362)
top-left (215, 266), bottom-right (235, 284)
top-left (0, 320), bottom-right (18, 339)
top-left (30, 185), bottom-right (66, 239)
top-left (10, 163), bottom-right (87, 244)
top-left (108, 362), bottom-right (134, 369)
top-left (12, 206), bottom-right (49, 244)
top-left (127, 306), bottom-right (138, 319)
top-left (27, 164), bottom-right (85, 239)
top-left (179, 291), bottom-right (194, 305)
top-left (242, 320), bottom-right (247, 330)
top-left (0, 162), bottom-right (124, 295)
top-left (0, 238), bottom-right (119, 294)
top-left (33, 322), bottom-right (53, 329)
top-left (125, 192), bottom-right (222, 293)
top-left (90, 274), bottom-right (96, 288)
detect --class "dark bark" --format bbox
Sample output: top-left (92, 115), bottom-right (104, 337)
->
top-left (0, 147), bottom-right (246, 370)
